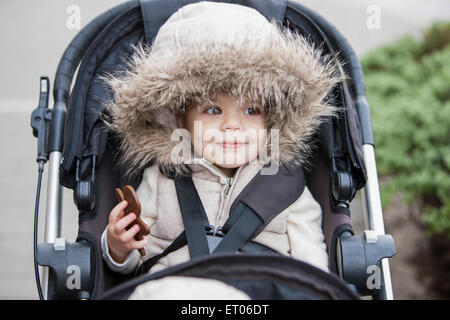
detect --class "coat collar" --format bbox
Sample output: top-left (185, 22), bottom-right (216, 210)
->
top-left (187, 156), bottom-right (264, 185)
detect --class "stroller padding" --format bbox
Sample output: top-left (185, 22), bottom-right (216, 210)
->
top-left (102, 254), bottom-right (359, 300)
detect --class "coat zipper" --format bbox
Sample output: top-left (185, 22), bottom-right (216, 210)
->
top-left (224, 176), bottom-right (233, 199)
top-left (199, 158), bottom-right (238, 229)
top-left (200, 158), bottom-right (234, 198)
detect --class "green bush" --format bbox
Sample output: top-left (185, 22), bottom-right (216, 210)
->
top-left (361, 22), bottom-right (450, 237)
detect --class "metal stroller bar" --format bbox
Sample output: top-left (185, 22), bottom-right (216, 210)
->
top-left (40, 0), bottom-right (139, 299)
top-left (289, 1), bottom-right (394, 300)
top-left (362, 145), bottom-right (394, 300)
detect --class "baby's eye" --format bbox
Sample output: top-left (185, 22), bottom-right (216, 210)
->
top-left (204, 106), bottom-right (222, 115)
top-left (243, 106), bottom-right (261, 115)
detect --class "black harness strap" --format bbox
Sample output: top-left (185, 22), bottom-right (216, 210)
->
top-left (212, 202), bottom-right (263, 254)
top-left (135, 231), bottom-right (186, 275)
top-left (174, 176), bottom-right (211, 258)
top-left (230, 165), bottom-right (306, 236)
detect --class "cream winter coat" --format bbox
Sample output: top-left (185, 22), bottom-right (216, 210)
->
top-left (100, 2), bottom-right (342, 275)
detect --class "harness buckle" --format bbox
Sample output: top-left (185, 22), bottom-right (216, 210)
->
top-left (205, 225), bottom-right (215, 236)
top-left (215, 226), bottom-right (225, 238)
top-left (205, 225), bottom-right (225, 238)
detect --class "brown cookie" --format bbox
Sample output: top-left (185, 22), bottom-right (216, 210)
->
top-left (114, 185), bottom-right (150, 256)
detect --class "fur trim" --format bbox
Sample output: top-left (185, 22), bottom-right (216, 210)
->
top-left (101, 21), bottom-right (344, 178)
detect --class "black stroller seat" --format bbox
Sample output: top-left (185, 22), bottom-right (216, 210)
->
top-left (31, 0), bottom-right (395, 300)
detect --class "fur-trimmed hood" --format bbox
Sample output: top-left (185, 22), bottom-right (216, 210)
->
top-left (101, 1), bottom-right (343, 177)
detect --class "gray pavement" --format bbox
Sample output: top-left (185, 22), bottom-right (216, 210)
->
top-left (0, 0), bottom-right (448, 300)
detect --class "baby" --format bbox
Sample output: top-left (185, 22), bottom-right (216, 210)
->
top-left (101, 2), bottom-right (341, 275)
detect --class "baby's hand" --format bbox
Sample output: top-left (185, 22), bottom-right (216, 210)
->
top-left (106, 200), bottom-right (149, 263)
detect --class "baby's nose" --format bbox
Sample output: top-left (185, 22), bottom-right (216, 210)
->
top-left (221, 114), bottom-right (243, 131)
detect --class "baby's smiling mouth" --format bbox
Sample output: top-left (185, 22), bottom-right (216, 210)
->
top-left (218, 142), bottom-right (247, 149)
top-left (216, 141), bottom-right (248, 150)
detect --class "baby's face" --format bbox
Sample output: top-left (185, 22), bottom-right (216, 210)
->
top-left (177, 92), bottom-right (266, 169)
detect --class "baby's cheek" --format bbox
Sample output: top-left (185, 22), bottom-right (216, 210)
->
top-left (192, 132), bottom-right (204, 155)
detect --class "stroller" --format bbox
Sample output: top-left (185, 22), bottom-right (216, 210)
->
top-left (31, 0), bottom-right (396, 300)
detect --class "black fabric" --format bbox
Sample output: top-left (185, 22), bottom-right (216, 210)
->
top-left (224, 279), bottom-right (317, 300)
top-left (329, 223), bottom-right (354, 274)
top-left (305, 146), bottom-right (354, 269)
top-left (238, 240), bottom-right (280, 255)
top-left (77, 135), bottom-right (143, 299)
top-left (61, 5), bottom-right (144, 189)
top-left (135, 231), bottom-right (187, 275)
top-left (229, 164), bottom-right (305, 236)
top-left (285, 2), bottom-right (367, 193)
top-left (212, 203), bottom-right (263, 254)
top-left (174, 177), bottom-right (211, 258)
top-left (54, 1), bottom-right (140, 105)
top-left (102, 254), bottom-right (359, 300)
top-left (342, 84), bottom-right (367, 189)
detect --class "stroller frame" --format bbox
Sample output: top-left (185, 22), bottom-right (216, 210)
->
top-left (32, 0), bottom-right (395, 300)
